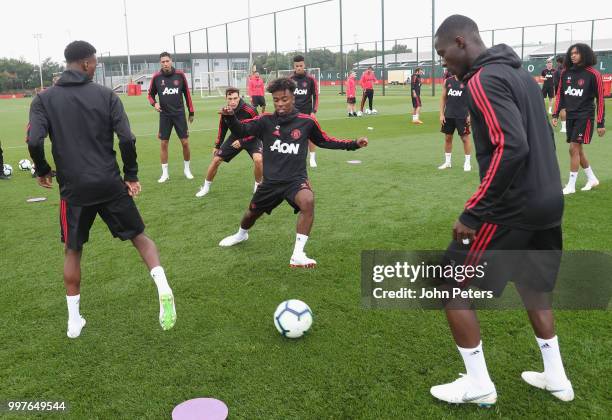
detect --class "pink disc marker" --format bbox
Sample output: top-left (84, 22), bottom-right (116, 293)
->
top-left (172, 398), bottom-right (228, 420)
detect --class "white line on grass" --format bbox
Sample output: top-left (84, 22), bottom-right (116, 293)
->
top-left (3, 113), bottom-right (403, 149)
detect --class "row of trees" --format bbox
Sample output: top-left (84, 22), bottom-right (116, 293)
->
top-left (252, 44), bottom-right (410, 73)
top-left (0, 58), bottom-right (63, 92)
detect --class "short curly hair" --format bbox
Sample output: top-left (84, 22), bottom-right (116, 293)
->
top-left (64, 41), bottom-right (96, 63)
top-left (267, 77), bottom-right (296, 94)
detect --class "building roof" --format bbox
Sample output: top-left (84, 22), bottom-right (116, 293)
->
top-left (354, 38), bottom-right (612, 67)
top-left (527, 38), bottom-right (612, 57)
top-left (99, 52), bottom-right (265, 64)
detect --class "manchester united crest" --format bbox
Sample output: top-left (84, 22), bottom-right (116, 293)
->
top-left (291, 129), bottom-right (301, 140)
top-left (174, 79), bottom-right (180, 86)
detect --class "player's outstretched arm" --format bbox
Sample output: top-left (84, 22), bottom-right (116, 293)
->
top-left (111, 93), bottom-right (138, 183)
top-left (308, 117), bottom-right (366, 150)
top-left (459, 71), bottom-right (529, 229)
top-left (26, 95), bottom-right (53, 185)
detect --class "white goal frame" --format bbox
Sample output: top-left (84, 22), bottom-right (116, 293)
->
top-left (197, 70), bottom-right (251, 98)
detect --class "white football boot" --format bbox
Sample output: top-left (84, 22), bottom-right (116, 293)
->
top-left (219, 232), bottom-right (248, 247)
top-left (289, 252), bottom-right (317, 268)
top-left (562, 185), bottom-right (576, 195)
top-left (195, 183), bottom-right (210, 198)
top-left (521, 371), bottom-right (574, 402)
top-left (430, 374), bottom-right (497, 407)
top-left (67, 317), bottom-right (87, 339)
top-left (581, 179), bottom-right (599, 191)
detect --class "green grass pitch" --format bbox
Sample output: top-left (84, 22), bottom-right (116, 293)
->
top-left (0, 84), bottom-right (610, 419)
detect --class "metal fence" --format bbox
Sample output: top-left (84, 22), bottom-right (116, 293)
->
top-left (166, 0), bottom-right (612, 96)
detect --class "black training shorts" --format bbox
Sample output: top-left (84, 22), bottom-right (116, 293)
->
top-left (216, 138), bottom-right (263, 163)
top-left (59, 192), bottom-right (145, 251)
top-left (249, 179), bottom-right (313, 215)
top-left (441, 118), bottom-right (470, 136)
top-left (158, 112), bottom-right (189, 140)
top-left (443, 223), bottom-right (562, 297)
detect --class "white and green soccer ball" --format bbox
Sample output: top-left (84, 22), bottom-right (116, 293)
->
top-left (356, 111), bottom-right (363, 117)
top-left (2, 164), bottom-right (13, 176)
top-left (273, 299), bottom-right (313, 338)
top-left (18, 159), bottom-right (32, 171)
top-left (365, 109), bottom-right (372, 115)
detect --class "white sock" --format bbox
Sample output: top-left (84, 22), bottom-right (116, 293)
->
top-left (561, 121), bottom-right (566, 130)
top-left (457, 341), bottom-right (493, 387)
top-left (584, 166), bottom-right (597, 182)
top-left (567, 171), bottom-right (578, 188)
top-left (415, 113), bottom-right (420, 120)
top-left (549, 107), bottom-right (552, 113)
top-left (204, 180), bottom-right (212, 187)
top-left (412, 114), bottom-right (417, 121)
top-left (150, 266), bottom-right (172, 296)
top-left (66, 294), bottom-right (81, 323)
top-left (161, 163), bottom-right (169, 176)
top-left (536, 336), bottom-right (569, 386)
top-left (184, 160), bottom-right (191, 170)
top-left (238, 227), bottom-right (249, 238)
top-left (465, 155), bottom-right (471, 163)
top-left (310, 152), bottom-right (316, 162)
top-left (445, 153), bottom-right (452, 164)
top-left (293, 234), bottom-right (308, 256)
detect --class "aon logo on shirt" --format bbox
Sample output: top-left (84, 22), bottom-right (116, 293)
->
top-left (270, 139), bottom-right (300, 154)
top-left (294, 88), bottom-right (308, 95)
top-left (162, 87), bottom-right (179, 95)
top-left (565, 86), bottom-right (583, 96)
top-left (447, 89), bottom-right (463, 97)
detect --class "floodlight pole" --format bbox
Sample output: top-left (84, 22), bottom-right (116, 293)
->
top-left (521, 27), bottom-right (525, 60)
top-left (431, 0), bottom-right (435, 96)
top-left (274, 12), bottom-right (279, 77)
top-left (226, 23), bottom-right (231, 87)
top-left (303, 6), bottom-right (308, 60)
top-left (553, 24), bottom-right (558, 59)
top-left (339, 0), bottom-right (344, 94)
top-left (123, 0), bottom-right (132, 80)
top-left (248, 0), bottom-right (253, 71)
top-left (173, 35), bottom-right (176, 56)
top-left (189, 31), bottom-right (194, 93)
top-left (33, 33), bottom-right (43, 89)
top-left (381, 0), bottom-right (385, 96)
top-left (206, 27), bottom-right (211, 96)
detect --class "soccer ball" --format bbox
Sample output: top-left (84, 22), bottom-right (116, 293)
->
top-left (274, 299), bottom-right (313, 338)
top-left (365, 109), bottom-right (372, 115)
top-left (2, 164), bottom-right (13, 177)
top-left (18, 159), bottom-right (32, 171)
top-left (356, 111), bottom-right (363, 117)
top-left (371, 109), bottom-right (378, 115)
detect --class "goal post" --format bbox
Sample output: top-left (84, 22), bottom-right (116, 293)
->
top-left (197, 70), bottom-right (250, 98)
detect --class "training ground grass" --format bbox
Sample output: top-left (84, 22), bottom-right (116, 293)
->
top-left (0, 85), bottom-right (610, 419)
